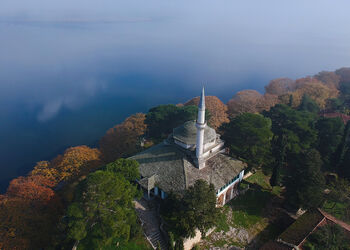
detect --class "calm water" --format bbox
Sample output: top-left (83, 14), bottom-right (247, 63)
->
top-left (1, 0), bottom-right (350, 191)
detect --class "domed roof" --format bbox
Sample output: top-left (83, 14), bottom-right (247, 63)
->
top-left (173, 120), bottom-right (216, 145)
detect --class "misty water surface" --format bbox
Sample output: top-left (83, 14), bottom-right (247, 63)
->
top-left (1, 0), bottom-right (350, 190)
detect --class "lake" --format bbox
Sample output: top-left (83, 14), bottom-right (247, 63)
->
top-left (1, 0), bottom-right (350, 191)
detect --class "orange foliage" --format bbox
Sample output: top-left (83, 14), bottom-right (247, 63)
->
top-left (265, 78), bottom-right (295, 95)
top-left (290, 77), bottom-right (339, 108)
top-left (227, 90), bottom-right (278, 117)
top-left (315, 71), bottom-right (341, 89)
top-left (99, 113), bottom-right (147, 163)
top-left (30, 145), bottom-right (102, 184)
top-left (7, 175), bottom-right (55, 203)
top-left (184, 96), bottom-right (229, 129)
top-left (0, 175), bottom-right (63, 249)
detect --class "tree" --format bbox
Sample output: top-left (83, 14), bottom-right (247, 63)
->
top-left (270, 134), bottom-right (287, 186)
top-left (221, 113), bottom-right (273, 169)
top-left (0, 176), bottom-right (63, 249)
top-left (264, 78), bottom-right (295, 95)
top-left (99, 113), bottom-right (147, 163)
top-left (102, 158), bottom-right (140, 182)
top-left (334, 121), bottom-right (350, 174)
top-left (264, 104), bottom-right (318, 157)
top-left (285, 149), bottom-right (325, 209)
top-left (161, 180), bottom-right (217, 239)
top-left (290, 77), bottom-right (339, 108)
top-left (184, 180), bottom-right (217, 236)
top-left (314, 71), bottom-right (341, 90)
top-left (305, 224), bottom-right (350, 250)
top-left (326, 178), bottom-right (350, 209)
top-left (145, 104), bottom-right (199, 140)
top-left (298, 94), bottom-right (320, 113)
top-left (227, 90), bottom-right (263, 117)
top-left (184, 96), bottom-right (229, 130)
top-left (30, 145), bottom-right (102, 184)
top-left (65, 169), bottom-right (140, 249)
top-left (315, 117), bottom-right (344, 171)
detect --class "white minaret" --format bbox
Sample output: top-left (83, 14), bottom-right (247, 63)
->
top-left (196, 87), bottom-right (206, 169)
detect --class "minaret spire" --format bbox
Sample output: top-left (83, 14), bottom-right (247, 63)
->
top-left (196, 87), bottom-right (206, 169)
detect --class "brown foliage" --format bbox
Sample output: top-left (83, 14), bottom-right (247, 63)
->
top-left (335, 67), bottom-right (350, 83)
top-left (184, 96), bottom-right (229, 129)
top-left (99, 113), bottom-right (147, 163)
top-left (265, 78), bottom-right (295, 95)
top-left (7, 175), bottom-right (55, 203)
top-left (30, 145), bottom-right (102, 184)
top-left (227, 90), bottom-right (278, 117)
top-left (290, 77), bottom-right (339, 108)
top-left (315, 71), bottom-right (341, 89)
top-left (0, 176), bottom-right (63, 249)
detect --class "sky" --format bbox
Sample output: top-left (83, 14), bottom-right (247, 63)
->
top-left (0, 0), bottom-right (350, 188)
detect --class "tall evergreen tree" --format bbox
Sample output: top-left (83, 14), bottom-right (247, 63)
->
top-left (221, 113), bottom-right (273, 169)
top-left (334, 121), bottom-right (350, 174)
top-left (285, 149), bottom-right (325, 209)
top-left (316, 117), bottom-right (344, 171)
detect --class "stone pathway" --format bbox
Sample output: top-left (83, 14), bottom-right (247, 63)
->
top-left (135, 199), bottom-right (168, 250)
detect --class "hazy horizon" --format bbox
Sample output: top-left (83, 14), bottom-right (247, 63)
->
top-left (1, 0), bottom-right (350, 190)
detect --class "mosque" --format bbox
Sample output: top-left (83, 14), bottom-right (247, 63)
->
top-left (131, 88), bottom-right (246, 206)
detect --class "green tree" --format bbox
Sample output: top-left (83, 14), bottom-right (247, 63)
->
top-left (315, 117), bottom-right (344, 171)
top-left (145, 105), bottom-right (197, 140)
top-left (334, 121), bottom-right (350, 174)
top-left (184, 180), bottom-right (218, 236)
top-left (285, 149), bottom-right (325, 209)
top-left (305, 224), bottom-right (350, 250)
top-left (103, 158), bottom-right (140, 182)
top-left (145, 104), bottom-right (210, 140)
top-left (264, 104), bottom-right (318, 155)
top-left (298, 94), bottom-right (320, 113)
top-left (65, 169), bottom-right (140, 249)
top-left (326, 178), bottom-right (350, 209)
top-left (161, 180), bottom-right (217, 239)
top-left (221, 113), bottom-right (273, 169)
top-left (270, 134), bottom-right (287, 186)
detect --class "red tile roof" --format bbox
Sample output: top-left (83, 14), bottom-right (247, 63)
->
top-left (321, 112), bottom-right (350, 124)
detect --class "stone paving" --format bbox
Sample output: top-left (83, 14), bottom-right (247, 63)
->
top-left (135, 198), bottom-right (168, 250)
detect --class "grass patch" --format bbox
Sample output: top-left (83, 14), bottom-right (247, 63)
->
top-left (229, 188), bottom-right (272, 228)
top-left (215, 206), bottom-right (231, 232)
top-left (245, 170), bottom-right (282, 196)
top-left (322, 200), bottom-right (350, 223)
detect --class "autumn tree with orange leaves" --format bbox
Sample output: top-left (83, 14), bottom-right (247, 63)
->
top-left (30, 145), bottom-right (102, 185)
top-left (227, 90), bottom-right (278, 117)
top-left (99, 113), bottom-right (147, 164)
top-left (184, 95), bottom-right (229, 129)
top-left (0, 175), bottom-right (63, 249)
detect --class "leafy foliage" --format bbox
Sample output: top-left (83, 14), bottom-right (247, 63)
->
top-left (161, 180), bottom-right (217, 239)
top-left (65, 159), bottom-right (141, 249)
top-left (305, 224), bottom-right (350, 250)
top-left (0, 175), bottom-right (63, 249)
top-left (184, 95), bottom-right (229, 129)
top-left (30, 145), bottom-right (102, 184)
top-left (222, 113), bottom-right (273, 168)
top-left (145, 104), bottom-right (200, 140)
top-left (315, 117), bottom-right (344, 170)
top-left (99, 113), bottom-right (147, 163)
top-left (285, 149), bottom-right (325, 209)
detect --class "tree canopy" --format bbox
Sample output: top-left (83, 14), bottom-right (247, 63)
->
top-left (285, 149), bottom-right (325, 209)
top-left (184, 95), bottom-right (229, 130)
top-left (161, 180), bottom-right (217, 239)
top-left (99, 113), bottom-right (147, 164)
top-left (315, 117), bottom-right (344, 171)
top-left (222, 113), bottom-right (273, 169)
top-left (145, 104), bottom-right (200, 140)
top-left (65, 159), bottom-right (141, 249)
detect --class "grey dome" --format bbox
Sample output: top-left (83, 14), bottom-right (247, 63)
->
top-left (173, 120), bottom-right (216, 145)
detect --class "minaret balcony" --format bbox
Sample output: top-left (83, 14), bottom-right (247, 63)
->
top-left (195, 122), bottom-right (207, 129)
